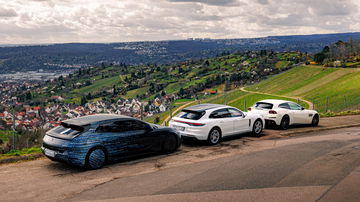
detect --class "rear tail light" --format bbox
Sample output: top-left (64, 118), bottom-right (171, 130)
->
top-left (247, 107), bottom-right (252, 111)
top-left (269, 110), bottom-right (277, 114)
top-left (174, 120), bottom-right (205, 126)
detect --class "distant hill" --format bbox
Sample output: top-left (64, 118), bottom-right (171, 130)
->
top-left (1, 32), bottom-right (360, 74)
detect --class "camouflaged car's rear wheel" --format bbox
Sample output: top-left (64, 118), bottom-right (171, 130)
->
top-left (162, 135), bottom-right (178, 154)
top-left (86, 147), bottom-right (106, 169)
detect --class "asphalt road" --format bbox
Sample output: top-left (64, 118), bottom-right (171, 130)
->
top-left (1, 127), bottom-right (360, 201)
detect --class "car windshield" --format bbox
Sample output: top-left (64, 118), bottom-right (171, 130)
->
top-left (176, 110), bottom-right (205, 120)
top-left (254, 102), bottom-right (273, 109)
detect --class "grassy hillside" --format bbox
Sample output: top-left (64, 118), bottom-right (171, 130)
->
top-left (26, 51), bottom-right (303, 105)
top-left (246, 65), bottom-right (360, 112)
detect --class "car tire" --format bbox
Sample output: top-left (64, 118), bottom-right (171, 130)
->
top-left (252, 119), bottom-right (263, 136)
top-left (85, 147), bottom-right (107, 170)
top-left (279, 115), bottom-right (290, 130)
top-left (162, 135), bottom-right (177, 154)
top-left (207, 127), bottom-right (222, 145)
top-left (311, 114), bottom-right (319, 126)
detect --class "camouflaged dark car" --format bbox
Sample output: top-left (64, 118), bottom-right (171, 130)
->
top-left (42, 114), bottom-right (181, 169)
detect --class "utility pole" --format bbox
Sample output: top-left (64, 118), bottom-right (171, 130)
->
top-left (12, 105), bottom-right (16, 150)
top-left (140, 103), bottom-right (143, 120)
top-left (169, 104), bottom-right (173, 120)
top-left (224, 78), bottom-right (228, 105)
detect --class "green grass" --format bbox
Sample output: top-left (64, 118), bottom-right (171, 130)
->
top-left (0, 147), bottom-right (42, 160)
top-left (175, 98), bottom-right (195, 103)
top-left (275, 61), bottom-right (290, 69)
top-left (164, 82), bottom-right (185, 94)
top-left (246, 65), bottom-right (360, 112)
top-left (228, 93), bottom-right (309, 111)
top-left (0, 130), bottom-right (12, 143)
top-left (124, 87), bottom-right (150, 98)
top-left (72, 75), bottom-right (121, 95)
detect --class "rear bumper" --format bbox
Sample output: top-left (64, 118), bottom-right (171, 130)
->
top-left (41, 144), bottom-right (86, 167)
top-left (265, 119), bottom-right (278, 127)
top-left (178, 131), bottom-right (208, 141)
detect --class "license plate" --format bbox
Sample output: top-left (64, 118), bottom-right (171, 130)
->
top-left (173, 125), bottom-right (185, 131)
top-left (44, 149), bottom-right (56, 157)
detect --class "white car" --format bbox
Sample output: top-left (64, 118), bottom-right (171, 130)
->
top-left (169, 104), bottom-right (265, 144)
top-left (247, 99), bottom-right (319, 130)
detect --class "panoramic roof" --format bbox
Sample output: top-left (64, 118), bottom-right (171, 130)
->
top-left (62, 114), bottom-right (130, 126)
top-left (184, 104), bottom-right (226, 112)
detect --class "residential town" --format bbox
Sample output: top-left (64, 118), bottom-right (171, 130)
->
top-left (0, 80), bottom-right (176, 131)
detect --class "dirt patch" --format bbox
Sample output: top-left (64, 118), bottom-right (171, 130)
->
top-left (0, 153), bottom-right (44, 164)
top-left (154, 161), bottom-right (166, 169)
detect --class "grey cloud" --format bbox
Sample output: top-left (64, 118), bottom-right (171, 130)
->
top-left (307, 0), bottom-right (357, 16)
top-left (0, 0), bottom-right (359, 44)
top-left (167, 0), bottom-right (242, 6)
top-left (256, 0), bottom-right (268, 5)
top-left (0, 7), bottom-right (18, 17)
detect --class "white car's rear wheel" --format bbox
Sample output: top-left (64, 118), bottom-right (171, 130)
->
top-left (252, 119), bottom-right (263, 136)
top-left (208, 128), bottom-right (221, 145)
top-left (280, 115), bottom-right (290, 130)
top-left (311, 114), bottom-right (319, 126)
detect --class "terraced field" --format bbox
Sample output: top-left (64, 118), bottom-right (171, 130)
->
top-left (155, 65), bottom-right (360, 125)
top-left (246, 65), bottom-right (360, 112)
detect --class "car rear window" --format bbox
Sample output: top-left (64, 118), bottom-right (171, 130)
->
top-left (53, 122), bottom-right (85, 135)
top-left (176, 110), bottom-right (205, 120)
top-left (254, 102), bottom-right (273, 109)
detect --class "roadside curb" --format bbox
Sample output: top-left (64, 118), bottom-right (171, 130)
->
top-left (0, 153), bottom-right (44, 165)
top-left (280, 123), bottom-right (360, 136)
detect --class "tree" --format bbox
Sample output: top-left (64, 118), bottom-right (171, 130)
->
top-left (80, 96), bottom-right (87, 106)
top-left (26, 91), bottom-right (32, 100)
top-left (314, 52), bottom-right (326, 63)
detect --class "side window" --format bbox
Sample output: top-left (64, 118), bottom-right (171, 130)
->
top-left (209, 108), bottom-right (231, 118)
top-left (97, 123), bottom-right (125, 133)
top-left (118, 120), bottom-right (150, 131)
top-left (228, 108), bottom-right (243, 117)
top-left (288, 102), bottom-right (302, 110)
top-left (278, 103), bottom-right (290, 109)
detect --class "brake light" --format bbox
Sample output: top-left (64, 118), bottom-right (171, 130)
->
top-left (269, 110), bottom-right (277, 114)
top-left (247, 107), bottom-right (252, 111)
top-left (174, 120), bottom-right (205, 126)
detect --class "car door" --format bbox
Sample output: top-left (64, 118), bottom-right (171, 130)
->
top-left (288, 102), bottom-right (307, 124)
top-left (114, 120), bottom-right (151, 154)
top-left (96, 121), bottom-right (133, 157)
top-left (228, 108), bottom-right (250, 133)
top-left (209, 108), bottom-right (234, 136)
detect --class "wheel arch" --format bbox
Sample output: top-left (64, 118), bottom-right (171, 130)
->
top-left (210, 126), bottom-right (222, 135)
top-left (87, 145), bottom-right (108, 161)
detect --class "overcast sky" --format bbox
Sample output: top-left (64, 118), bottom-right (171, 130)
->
top-left (0, 0), bottom-right (359, 44)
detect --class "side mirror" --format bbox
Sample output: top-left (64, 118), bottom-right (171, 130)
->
top-left (301, 107), bottom-right (305, 110)
top-left (146, 126), bottom-right (153, 132)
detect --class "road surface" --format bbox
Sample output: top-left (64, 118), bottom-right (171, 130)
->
top-left (1, 127), bottom-right (360, 201)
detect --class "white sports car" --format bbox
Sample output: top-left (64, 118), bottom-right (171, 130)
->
top-left (247, 99), bottom-right (319, 130)
top-left (169, 104), bottom-right (265, 144)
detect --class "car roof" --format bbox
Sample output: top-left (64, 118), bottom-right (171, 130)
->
top-left (62, 114), bottom-right (133, 126)
top-left (183, 103), bottom-right (227, 112)
top-left (256, 99), bottom-right (293, 105)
